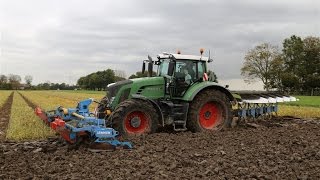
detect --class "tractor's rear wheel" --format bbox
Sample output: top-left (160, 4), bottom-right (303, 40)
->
top-left (111, 99), bottom-right (159, 136)
top-left (187, 89), bottom-right (232, 132)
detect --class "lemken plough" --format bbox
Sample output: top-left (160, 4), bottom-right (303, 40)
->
top-left (35, 99), bottom-right (132, 152)
top-left (233, 91), bottom-right (298, 120)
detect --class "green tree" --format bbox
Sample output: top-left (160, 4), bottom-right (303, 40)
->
top-left (280, 72), bottom-right (299, 91)
top-left (104, 69), bottom-right (116, 87)
top-left (77, 76), bottom-right (89, 89)
top-left (282, 35), bottom-right (320, 94)
top-left (282, 35), bottom-right (305, 91)
top-left (302, 36), bottom-right (320, 94)
top-left (241, 43), bottom-right (281, 91)
top-left (268, 55), bottom-right (285, 90)
top-left (77, 69), bottom-right (116, 90)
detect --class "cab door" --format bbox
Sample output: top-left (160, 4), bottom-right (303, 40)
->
top-left (171, 60), bottom-right (196, 97)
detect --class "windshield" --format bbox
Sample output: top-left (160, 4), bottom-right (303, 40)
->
top-left (157, 59), bottom-right (170, 76)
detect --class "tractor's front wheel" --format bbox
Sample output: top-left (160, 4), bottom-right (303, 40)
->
top-left (187, 89), bottom-right (232, 132)
top-left (111, 99), bottom-right (159, 136)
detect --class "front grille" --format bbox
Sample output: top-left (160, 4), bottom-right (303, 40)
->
top-left (107, 80), bottom-right (132, 99)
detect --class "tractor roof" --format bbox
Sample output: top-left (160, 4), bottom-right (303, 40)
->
top-left (157, 53), bottom-right (209, 61)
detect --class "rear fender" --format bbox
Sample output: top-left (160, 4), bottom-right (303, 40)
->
top-left (131, 94), bottom-right (164, 127)
top-left (182, 82), bottom-right (235, 103)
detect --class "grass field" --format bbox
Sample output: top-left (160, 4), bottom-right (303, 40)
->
top-left (278, 96), bottom-right (320, 118)
top-left (0, 91), bottom-right (12, 107)
top-left (20, 90), bottom-right (105, 111)
top-left (1, 90), bottom-right (319, 141)
top-left (278, 105), bottom-right (320, 118)
top-left (6, 92), bottom-right (54, 140)
top-left (281, 96), bottom-right (320, 108)
top-left (4, 90), bottom-right (104, 140)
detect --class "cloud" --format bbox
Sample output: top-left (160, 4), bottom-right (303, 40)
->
top-left (0, 0), bottom-right (319, 88)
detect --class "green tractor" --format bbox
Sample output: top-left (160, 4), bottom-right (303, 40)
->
top-left (97, 51), bottom-right (235, 136)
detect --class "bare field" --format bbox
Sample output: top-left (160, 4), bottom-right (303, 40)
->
top-left (1, 118), bottom-right (320, 179)
top-left (0, 91), bottom-right (320, 179)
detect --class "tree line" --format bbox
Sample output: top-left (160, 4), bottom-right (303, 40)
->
top-left (0, 74), bottom-right (32, 90)
top-left (77, 69), bottom-right (156, 90)
top-left (0, 69), bottom-right (156, 91)
top-left (0, 74), bottom-right (80, 90)
top-left (241, 35), bottom-right (320, 95)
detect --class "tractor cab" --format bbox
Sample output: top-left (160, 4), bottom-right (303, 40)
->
top-left (142, 51), bottom-right (213, 97)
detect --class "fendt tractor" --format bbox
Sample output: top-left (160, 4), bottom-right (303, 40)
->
top-left (35, 49), bottom-right (297, 151)
top-left (96, 49), bottom-right (297, 135)
top-left (97, 50), bottom-right (235, 135)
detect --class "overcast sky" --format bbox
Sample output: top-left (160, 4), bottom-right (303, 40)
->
top-left (0, 0), bottom-right (319, 90)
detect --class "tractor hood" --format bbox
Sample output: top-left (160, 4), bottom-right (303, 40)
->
top-left (107, 77), bottom-right (164, 95)
top-left (129, 76), bottom-right (165, 98)
top-left (106, 79), bottom-right (132, 100)
top-left (130, 76), bottom-right (164, 86)
top-left (106, 77), bottom-right (165, 108)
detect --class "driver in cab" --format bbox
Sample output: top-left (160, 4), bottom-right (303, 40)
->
top-left (183, 68), bottom-right (192, 85)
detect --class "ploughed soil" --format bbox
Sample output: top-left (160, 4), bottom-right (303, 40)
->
top-left (1, 116), bottom-right (320, 179)
top-left (0, 92), bottom-right (13, 141)
top-left (1, 93), bottom-right (320, 179)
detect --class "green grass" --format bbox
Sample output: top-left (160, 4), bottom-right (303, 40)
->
top-left (0, 90), bottom-right (13, 107)
top-left (278, 96), bottom-right (320, 118)
top-left (6, 92), bottom-right (54, 140)
top-left (280, 96), bottom-right (320, 108)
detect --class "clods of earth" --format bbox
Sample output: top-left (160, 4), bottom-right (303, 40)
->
top-left (1, 117), bottom-right (320, 179)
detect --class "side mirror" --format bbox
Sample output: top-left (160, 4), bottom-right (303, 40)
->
top-left (142, 62), bottom-right (146, 74)
top-left (168, 61), bottom-right (175, 76)
top-left (147, 55), bottom-right (153, 77)
top-left (148, 62), bottom-right (153, 77)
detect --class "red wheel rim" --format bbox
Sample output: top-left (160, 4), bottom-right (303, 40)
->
top-left (199, 102), bottom-right (221, 129)
top-left (124, 111), bottom-right (149, 134)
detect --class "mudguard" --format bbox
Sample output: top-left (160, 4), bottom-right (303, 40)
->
top-left (181, 81), bottom-right (235, 102)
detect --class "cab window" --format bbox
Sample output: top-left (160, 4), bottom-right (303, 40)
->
top-left (158, 59), bottom-right (170, 76)
top-left (197, 61), bottom-right (205, 79)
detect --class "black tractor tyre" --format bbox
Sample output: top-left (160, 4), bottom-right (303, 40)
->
top-left (187, 89), bottom-right (233, 132)
top-left (111, 99), bottom-right (159, 137)
top-left (97, 96), bottom-right (109, 119)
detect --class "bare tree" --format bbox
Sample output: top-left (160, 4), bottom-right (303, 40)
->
top-left (25, 75), bottom-right (33, 85)
top-left (0, 75), bottom-right (7, 84)
top-left (241, 43), bottom-right (281, 91)
top-left (8, 74), bottom-right (21, 90)
top-left (114, 69), bottom-right (126, 79)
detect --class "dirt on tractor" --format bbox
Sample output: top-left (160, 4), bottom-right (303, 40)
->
top-left (0, 92), bottom-right (13, 141)
top-left (1, 117), bottom-right (320, 179)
